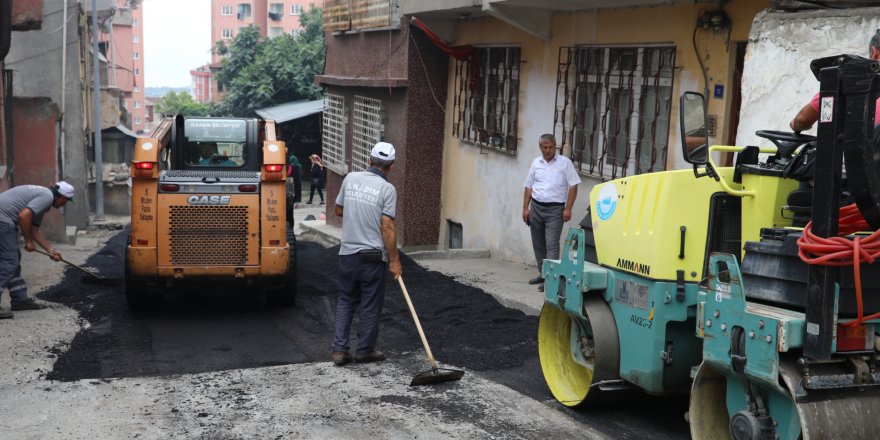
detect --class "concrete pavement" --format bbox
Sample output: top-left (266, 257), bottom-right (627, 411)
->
top-left (294, 204), bottom-right (546, 316)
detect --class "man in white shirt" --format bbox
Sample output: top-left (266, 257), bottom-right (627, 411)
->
top-left (522, 134), bottom-right (580, 292)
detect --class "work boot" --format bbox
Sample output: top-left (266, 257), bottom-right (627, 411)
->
top-left (354, 350), bottom-right (385, 363)
top-left (528, 276), bottom-right (544, 285)
top-left (332, 351), bottom-right (353, 366)
top-left (538, 284), bottom-right (544, 292)
top-left (11, 299), bottom-right (48, 311)
top-left (0, 309), bottom-right (12, 319)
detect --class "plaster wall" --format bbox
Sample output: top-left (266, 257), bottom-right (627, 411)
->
top-left (737, 8), bottom-right (880, 147)
top-left (438, 0), bottom-right (767, 264)
top-left (7, 1), bottom-right (89, 230)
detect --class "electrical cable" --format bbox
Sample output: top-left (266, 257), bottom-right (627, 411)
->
top-left (797, 203), bottom-right (880, 326)
top-left (692, 26), bottom-right (709, 98)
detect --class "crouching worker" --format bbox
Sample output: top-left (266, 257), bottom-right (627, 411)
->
top-left (0, 182), bottom-right (75, 319)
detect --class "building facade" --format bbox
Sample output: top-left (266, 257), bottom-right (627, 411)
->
top-left (100, 0), bottom-right (145, 133)
top-left (320, 0), bottom-right (771, 263)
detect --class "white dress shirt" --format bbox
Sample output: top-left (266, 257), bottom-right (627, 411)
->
top-left (523, 153), bottom-right (580, 203)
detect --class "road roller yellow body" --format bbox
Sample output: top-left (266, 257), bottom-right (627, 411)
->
top-left (538, 55), bottom-right (880, 439)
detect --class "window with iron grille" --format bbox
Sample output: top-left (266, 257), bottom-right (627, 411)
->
top-left (351, 95), bottom-right (385, 172)
top-left (322, 93), bottom-right (347, 175)
top-left (554, 46), bottom-right (675, 179)
top-left (452, 46), bottom-right (520, 153)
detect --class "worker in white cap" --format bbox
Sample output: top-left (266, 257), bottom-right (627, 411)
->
top-left (0, 181), bottom-right (75, 318)
top-left (331, 141), bottom-right (401, 366)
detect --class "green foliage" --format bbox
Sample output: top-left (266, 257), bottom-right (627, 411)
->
top-left (212, 7), bottom-right (325, 117)
top-left (154, 91), bottom-right (209, 117)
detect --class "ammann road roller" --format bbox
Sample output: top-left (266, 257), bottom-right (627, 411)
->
top-left (538, 54), bottom-right (880, 439)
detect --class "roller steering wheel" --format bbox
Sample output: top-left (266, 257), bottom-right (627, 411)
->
top-left (755, 130), bottom-right (816, 160)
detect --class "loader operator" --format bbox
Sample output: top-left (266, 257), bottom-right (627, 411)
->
top-left (331, 142), bottom-right (402, 366)
top-left (790, 29), bottom-right (880, 132)
top-left (522, 134), bottom-right (580, 293)
top-left (0, 182), bottom-right (74, 319)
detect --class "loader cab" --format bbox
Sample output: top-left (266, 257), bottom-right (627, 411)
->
top-left (171, 117), bottom-right (262, 172)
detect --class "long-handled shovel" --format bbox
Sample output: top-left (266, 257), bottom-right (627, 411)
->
top-left (34, 249), bottom-right (119, 286)
top-left (397, 276), bottom-right (465, 386)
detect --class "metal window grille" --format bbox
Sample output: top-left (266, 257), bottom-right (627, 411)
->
top-left (554, 46), bottom-right (675, 180)
top-left (351, 95), bottom-right (384, 172)
top-left (452, 46), bottom-right (520, 153)
top-left (322, 93), bottom-right (347, 174)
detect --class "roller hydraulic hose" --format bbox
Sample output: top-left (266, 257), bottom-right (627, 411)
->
top-left (797, 203), bottom-right (880, 326)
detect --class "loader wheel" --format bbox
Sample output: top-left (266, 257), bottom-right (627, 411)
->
top-left (537, 296), bottom-right (620, 407)
top-left (124, 257), bottom-right (158, 310)
top-left (268, 226), bottom-right (299, 307)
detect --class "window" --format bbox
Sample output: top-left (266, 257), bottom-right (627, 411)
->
top-left (221, 5), bottom-right (233, 15)
top-left (290, 28), bottom-right (301, 38)
top-left (291, 4), bottom-right (303, 15)
top-left (237, 3), bottom-right (251, 19)
top-left (132, 35), bottom-right (139, 43)
top-left (554, 46), bottom-right (675, 179)
top-left (134, 100), bottom-right (141, 109)
top-left (269, 3), bottom-right (283, 20)
top-left (351, 95), bottom-right (385, 171)
top-left (134, 67), bottom-right (140, 76)
top-left (133, 51), bottom-right (139, 60)
top-left (452, 46), bottom-right (521, 153)
top-left (183, 119), bottom-right (247, 167)
top-left (135, 116), bottom-right (142, 124)
top-left (222, 28), bottom-right (233, 38)
top-left (322, 93), bottom-right (346, 174)
top-left (268, 26), bottom-right (283, 38)
top-left (134, 85), bottom-right (140, 92)
top-left (132, 18), bottom-right (138, 27)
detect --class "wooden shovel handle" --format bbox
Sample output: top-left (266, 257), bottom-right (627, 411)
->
top-left (397, 276), bottom-right (438, 370)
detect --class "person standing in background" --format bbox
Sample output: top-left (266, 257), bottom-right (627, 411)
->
top-left (307, 154), bottom-right (325, 205)
top-left (522, 134), bottom-right (580, 293)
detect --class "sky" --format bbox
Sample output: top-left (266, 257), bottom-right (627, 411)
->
top-left (142, 0), bottom-right (212, 88)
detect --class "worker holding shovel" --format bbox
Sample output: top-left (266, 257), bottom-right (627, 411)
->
top-left (331, 142), bottom-right (401, 366)
top-left (0, 181), bottom-right (74, 319)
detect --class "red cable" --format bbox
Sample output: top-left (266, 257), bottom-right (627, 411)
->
top-left (797, 203), bottom-right (880, 326)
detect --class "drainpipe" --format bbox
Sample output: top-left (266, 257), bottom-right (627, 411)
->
top-left (0, 0), bottom-right (10, 185)
top-left (92, 0), bottom-right (104, 220)
top-left (59, 0), bottom-right (68, 182)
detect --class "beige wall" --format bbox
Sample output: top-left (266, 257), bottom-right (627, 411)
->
top-left (437, 0), bottom-right (768, 264)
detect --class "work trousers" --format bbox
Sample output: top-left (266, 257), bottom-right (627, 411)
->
top-left (529, 202), bottom-right (564, 275)
top-left (0, 223), bottom-right (29, 304)
top-left (332, 253), bottom-right (387, 355)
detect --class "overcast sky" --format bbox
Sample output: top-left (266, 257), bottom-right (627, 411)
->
top-left (143, 0), bottom-right (211, 88)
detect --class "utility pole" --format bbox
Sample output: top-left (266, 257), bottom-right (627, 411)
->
top-left (91, 0), bottom-right (104, 220)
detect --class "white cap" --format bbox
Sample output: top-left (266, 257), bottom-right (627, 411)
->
top-left (55, 181), bottom-right (75, 200)
top-left (370, 142), bottom-right (396, 162)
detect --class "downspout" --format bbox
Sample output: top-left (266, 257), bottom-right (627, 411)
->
top-left (60, 0), bottom-right (68, 181)
top-left (0, 0), bottom-right (11, 185)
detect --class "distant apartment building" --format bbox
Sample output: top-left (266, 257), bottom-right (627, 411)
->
top-left (193, 1), bottom-right (321, 103)
top-left (99, 0), bottom-right (146, 133)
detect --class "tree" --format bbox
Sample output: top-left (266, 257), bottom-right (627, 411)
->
top-left (213, 7), bottom-right (325, 117)
top-left (155, 91), bottom-right (209, 117)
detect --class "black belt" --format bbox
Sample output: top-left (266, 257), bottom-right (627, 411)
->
top-left (531, 199), bottom-right (565, 207)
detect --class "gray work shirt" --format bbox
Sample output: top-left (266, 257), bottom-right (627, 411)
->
top-left (0, 185), bottom-right (54, 227)
top-left (336, 170), bottom-right (397, 261)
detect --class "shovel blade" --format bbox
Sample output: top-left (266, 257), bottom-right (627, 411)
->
top-left (409, 368), bottom-right (465, 387)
